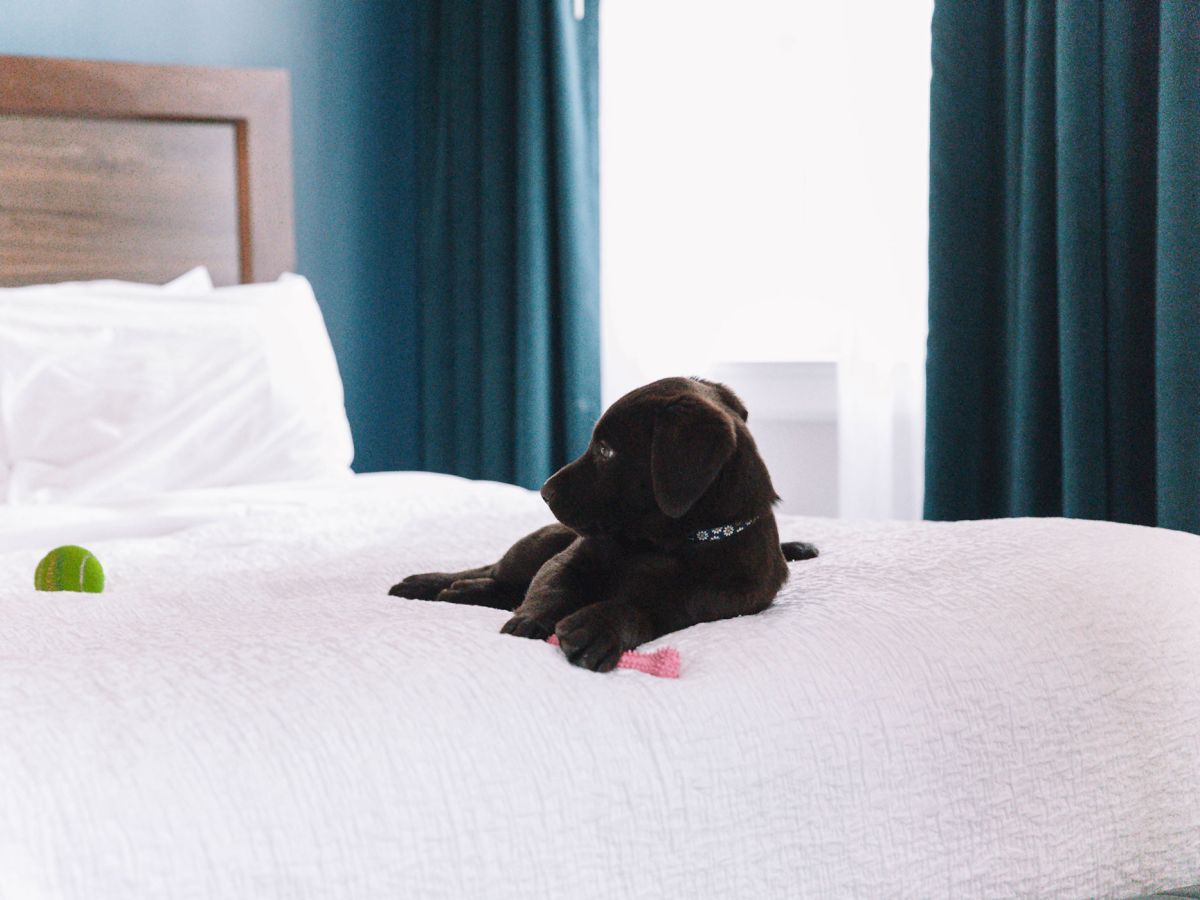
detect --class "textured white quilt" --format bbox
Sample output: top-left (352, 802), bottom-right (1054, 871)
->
top-left (0, 472), bottom-right (1197, 899)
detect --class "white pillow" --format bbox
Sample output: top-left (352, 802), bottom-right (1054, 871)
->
top-left (0, 273), bottom-right (354, 504)
top-left (0, 268), bottom-right (216, 501)
top-left (158, 266), bottom-right (216, 293)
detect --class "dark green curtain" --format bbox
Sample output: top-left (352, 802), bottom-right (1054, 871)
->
top-left (417, 0), bottom-right (601, 488)
top-left (926, 1), bottom-right (1200, 534)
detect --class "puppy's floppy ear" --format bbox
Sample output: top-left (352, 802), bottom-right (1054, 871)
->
top-left (711, 383), bottom-right (749, 422)
top-left (688, 377), bottom-right (749, 421)
top-left (651, 396), bottom-right (737, 518)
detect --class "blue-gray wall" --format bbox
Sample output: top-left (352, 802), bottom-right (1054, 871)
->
top-left (0, 0), bottom-right (420, 472)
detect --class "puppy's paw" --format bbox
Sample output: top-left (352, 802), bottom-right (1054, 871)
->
top-left (436, 578), bottom-right (493, 604)
top-left (388, 572), bottom-right (455, 599)
top-left (500, 613), bottom-right (554, 640)
top-left (555, 607), bottom-right (623, 673)
top-left (781, 541), bottom-right (819, 562)
top-left (433, 578), bottom-right (523, 611)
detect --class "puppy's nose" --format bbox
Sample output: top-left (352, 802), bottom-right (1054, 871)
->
top-left (540, 481), bottom-right (556, 506)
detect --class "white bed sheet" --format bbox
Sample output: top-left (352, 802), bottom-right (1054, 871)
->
top-left (0, 472), bottom-right (1197, 899)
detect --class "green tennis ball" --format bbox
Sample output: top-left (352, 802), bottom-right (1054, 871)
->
top-left (34, 545), bottom-right (105, 593)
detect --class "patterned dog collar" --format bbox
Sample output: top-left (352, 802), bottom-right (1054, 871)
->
top-left (687, 517), bottom-right (757, 544)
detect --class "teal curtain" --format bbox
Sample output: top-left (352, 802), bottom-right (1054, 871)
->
top-left (925, 1), bottom-right (1200, 534)
top-left (417, 0), bottom-right (601, 488)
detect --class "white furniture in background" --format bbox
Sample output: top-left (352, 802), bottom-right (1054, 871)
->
top-left (696, 359), bottom-right (925, 522)
top-left (704, 361), bottom-right (838, 517)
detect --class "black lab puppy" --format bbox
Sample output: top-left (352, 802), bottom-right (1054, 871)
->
top-left (390, 377), bottom-right (817, 671)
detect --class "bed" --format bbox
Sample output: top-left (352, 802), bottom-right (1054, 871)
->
top-left (2, 54), bottom-right (1199, 899)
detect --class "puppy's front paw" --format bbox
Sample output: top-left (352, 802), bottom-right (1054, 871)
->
top-left (388, 572), bottom-right (454, 599)
top-left (500, 614), bottom-right (553, 640)
top-left (555, 607), bottom-right (623, 673)
top-left (437, 578), bottom-right (495, 604)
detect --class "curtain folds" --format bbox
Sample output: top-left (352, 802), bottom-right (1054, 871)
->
top-left (418, 0), bottom-right (601, 489)
top-left (926, 1), bottom-right (1200, 534)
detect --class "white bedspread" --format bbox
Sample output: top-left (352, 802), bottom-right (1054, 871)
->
top-left (0, 472), bottom-right (1197, 899)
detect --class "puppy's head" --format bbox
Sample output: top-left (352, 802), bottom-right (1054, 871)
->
top-left (540, 377), bottom-right (773, 539)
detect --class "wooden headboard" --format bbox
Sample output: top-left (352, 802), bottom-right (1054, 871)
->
top-left (0, 54), bottom-right (294, 287)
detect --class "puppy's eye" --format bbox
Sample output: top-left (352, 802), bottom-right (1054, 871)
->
top-left (595, 441), bottom-right (616, 461)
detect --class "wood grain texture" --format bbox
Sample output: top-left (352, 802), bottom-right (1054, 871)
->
top-left (0, 116), bottom-right (240, 285)
top-left (0, 54), bottom-right (294, 286)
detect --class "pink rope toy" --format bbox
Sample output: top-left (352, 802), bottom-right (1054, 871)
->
top-left (546, 634), bottom-right (680, 678)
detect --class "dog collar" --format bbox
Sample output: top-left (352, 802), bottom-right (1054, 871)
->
top-left (687, 517), bottom-right (757, 544)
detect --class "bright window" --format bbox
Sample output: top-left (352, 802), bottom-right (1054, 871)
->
top-left (601, 0), bottom-right (932, 518)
